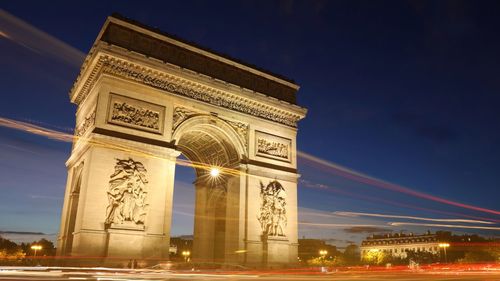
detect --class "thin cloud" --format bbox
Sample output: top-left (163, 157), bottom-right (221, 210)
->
top-left (29, 194), bottom-right (62, 200)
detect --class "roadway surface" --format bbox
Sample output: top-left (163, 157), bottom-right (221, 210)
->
top-left (0, 267), bottom-right (499, 281)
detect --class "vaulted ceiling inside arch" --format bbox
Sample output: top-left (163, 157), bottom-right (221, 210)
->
top-left (177, 130), bottom-right (239, 173)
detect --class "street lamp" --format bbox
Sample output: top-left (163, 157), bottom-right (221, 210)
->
top-left (182, 250), bottom-right (191, 262)
top-left (31, 245), bottom-right (42, 257)
top-left (319, 249), bottom-right (328, 257)
top-left (319, 249), bottom-right (328, 272)
top-left (439, 243), bottom-right (450, 263)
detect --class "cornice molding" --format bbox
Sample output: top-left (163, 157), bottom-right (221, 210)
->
top-left (71, 52), bottom-right (306, 127)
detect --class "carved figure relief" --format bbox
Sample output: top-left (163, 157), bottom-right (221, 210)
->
top-left (255, 131), bottom-right (291, 162)
top-left (105, 158), bottom-right (149, 227)
top-left (75, 109), bottom-right (96, 137)
top-left (257, 180), bottom-right (287, 237)
top-left (107, 94), bottom-right (165, 134)
top-left (111, 102), bottom-right (159, 129)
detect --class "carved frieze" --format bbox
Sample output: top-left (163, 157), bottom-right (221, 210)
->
top-left (105, 158), bottom-right (148, 228)
top-left (172, 106), bottom-right (197, 130)
top-left (255, 131), bottom-right (291, 162)
top-left (75, 109), bottom-right (96, 137)
top-left (107, 93), bottom-right (165, 134)
top-left (72, 55), bottom-right (304, 127)
top-left (257, 180), bottom-right (287, 237)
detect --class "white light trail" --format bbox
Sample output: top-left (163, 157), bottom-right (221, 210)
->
top-left (389, 222), bottom-right (500, 231)
top-left (0, 9), bottom-right (85, 67)
top-left (334, 211), bottom-right (496, 225)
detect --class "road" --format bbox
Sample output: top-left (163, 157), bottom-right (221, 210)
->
top-left (0, 267), bottom-right (499, 281)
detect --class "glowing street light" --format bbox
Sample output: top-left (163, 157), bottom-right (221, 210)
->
top-left (31, 245), bottom-right (42, 257)
top-left (439, 243), bottom-right (450, 263)
top-left (210, 167), bottom-right (220, 177)
top-left (319, 250), bottom-right (328, 272)
top-left (182, 250), bottom-right (191, 262)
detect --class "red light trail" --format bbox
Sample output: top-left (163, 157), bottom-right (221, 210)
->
top-left (298, 151), bottom-right (500, 216)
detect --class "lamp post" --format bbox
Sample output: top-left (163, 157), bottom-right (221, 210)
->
top-left (31, 245), bottom-right (42, 257)
top-left (439, 243), bottom-right (450, 263)
top-left (319, 249), bottom-right (328, 272)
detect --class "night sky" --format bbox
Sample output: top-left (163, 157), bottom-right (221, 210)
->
top-left (1, 1), bottom-right (499, 248)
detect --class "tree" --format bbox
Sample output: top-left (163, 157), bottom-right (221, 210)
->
top-left (0, 236), bottom-right (26, 264)
top-left (459, 251), bottom-right (495, 263)
top-left (0, 236), bottom-right (19, 253)
top-left (362, 250), bottom-right (387, 265)
top-left (307, 255), bottom-right (345, 267)
top-left (405, 250), bottom-right (439, 264)
top-left (343, 244), bottom-right (360, 264)
top-left (20, 239), bottom-right (56, 256)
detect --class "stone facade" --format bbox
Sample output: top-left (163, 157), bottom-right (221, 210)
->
top-left (360, 232), bottom-right (443, 260)
top-left (57, 14), bottom-right (306, 267)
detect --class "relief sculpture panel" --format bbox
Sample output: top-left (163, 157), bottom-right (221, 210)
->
top-left (257, 180), bottom-right (287, 237)
top-left (255, 131), bottom-right (291, 162)
top-left (105, 158), bottom-right (149, 228)
top-left (107, 93), bottom-right (165, 134)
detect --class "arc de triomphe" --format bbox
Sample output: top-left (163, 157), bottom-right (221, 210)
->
top-left (57, 14), bottom-right (306, 267)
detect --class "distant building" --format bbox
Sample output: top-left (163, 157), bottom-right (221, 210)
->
top-left (298, 238), bottom-right (338, 262)
top-left (170, 236), bottom-right (193, 259)
top-left (360, 231), bottom-right (445, 259)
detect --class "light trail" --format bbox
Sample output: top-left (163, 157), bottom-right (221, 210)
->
top-left (0, 117), bottom-right (243, 179)
top-left (0, 117), bottom-right (74, 142)
top-left (299, 178), bottom-right (500, 223)
top-left (388, 222), bottom-right (500, 231)
top-left (298, 150), bottom-right (500, 216)
top-left (3, 116), bottom-right (499, 228)
top-left (334, 211), bottom-right (496, 224)
top-left (0, 9), bottom-right (85, 68)
top-left (299, 222), bottom-right (384, 228)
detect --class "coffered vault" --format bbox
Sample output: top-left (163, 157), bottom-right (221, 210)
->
top-left (57, 14), bottom-right (306, 267)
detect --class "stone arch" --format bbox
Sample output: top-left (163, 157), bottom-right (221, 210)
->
top-left (172, 114), bottom-right (246, 171)
top-left (172, 114), bottom-right (244, 262)
top-left (58, 15), bottom-right (306, 268)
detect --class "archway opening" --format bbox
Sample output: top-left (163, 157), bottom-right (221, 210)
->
top-left (172, 118), bottom-right (242, 264)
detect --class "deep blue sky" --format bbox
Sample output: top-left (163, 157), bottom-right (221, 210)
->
top-left (1, 1), bottom-right (499, 247)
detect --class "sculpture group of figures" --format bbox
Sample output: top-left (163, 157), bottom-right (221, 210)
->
top-left (257, 180), bottom-right (287, 237)
top-left (105, 158), bottom-right (149, 226)
top-left (111, 101), bottom-right (160, 130)
top-left (257, 138), bottom-right (289, 159)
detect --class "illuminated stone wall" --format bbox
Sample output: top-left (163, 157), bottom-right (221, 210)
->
top-left (57, 15), bottom-right (306, 267)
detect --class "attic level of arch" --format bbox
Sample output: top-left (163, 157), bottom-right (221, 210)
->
top-left (100, 20), bottom-right (298, 104)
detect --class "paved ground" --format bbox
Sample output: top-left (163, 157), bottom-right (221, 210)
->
top-left (0, 267), bottom-right (499, 281)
